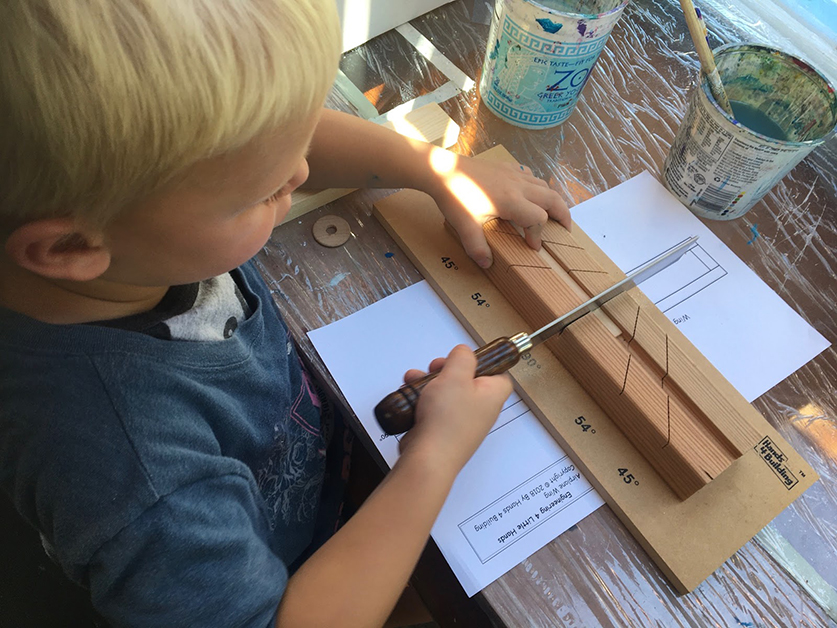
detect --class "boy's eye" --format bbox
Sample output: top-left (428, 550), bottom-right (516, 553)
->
top-left (263, 185), bottom-right (290, 205)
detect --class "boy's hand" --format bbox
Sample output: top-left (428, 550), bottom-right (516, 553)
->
top-left (398, 345), bottom-right (513, 476)
top-left (304, 112), bottom-right (568, 270)
top-left (425, 153), bottom-right (571, 269)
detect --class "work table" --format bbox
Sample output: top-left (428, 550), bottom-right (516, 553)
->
top-left (256, 1), bottom-right (837, 625)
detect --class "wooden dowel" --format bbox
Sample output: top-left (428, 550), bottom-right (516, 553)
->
top-left (679, 0), bottom-right (734, 115)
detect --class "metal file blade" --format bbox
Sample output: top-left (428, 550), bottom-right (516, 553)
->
top-left (524, 236), bottom-right (699, 350)
top-left (375, 235), bottom-right (699, 436)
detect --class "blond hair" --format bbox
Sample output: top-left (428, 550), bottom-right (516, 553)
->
top-left (0, 0), bottom-right (341, 230)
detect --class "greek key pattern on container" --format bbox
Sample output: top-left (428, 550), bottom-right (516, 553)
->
top-left (484, 91), bottom-right (572, 126)
top-left (502, 16), bottom-right (609, 57)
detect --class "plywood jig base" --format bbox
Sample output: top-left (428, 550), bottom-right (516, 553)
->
top-left (373, 146), bottom-right (818, 593)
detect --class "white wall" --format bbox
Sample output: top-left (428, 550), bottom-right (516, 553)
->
top-left (335, 0), bottom-right (454, 52)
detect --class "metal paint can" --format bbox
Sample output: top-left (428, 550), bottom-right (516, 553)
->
top-left (663, 44), bottom-right (837, 220)
top-left (478, 0), bottom-right (629, 129)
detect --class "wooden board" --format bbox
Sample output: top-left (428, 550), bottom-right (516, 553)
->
top-left (482, 218), bottom-right (762, 499)
top-left (285, 102), bottom-right (460, 223)
top-left (372, 146), bottom-right (818, 593)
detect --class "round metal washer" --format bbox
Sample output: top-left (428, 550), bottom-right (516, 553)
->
top-left (312, 215), bottom-right (351, 248)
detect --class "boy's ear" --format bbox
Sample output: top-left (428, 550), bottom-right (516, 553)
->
top-left (4, 217), bottom-right (111, 281)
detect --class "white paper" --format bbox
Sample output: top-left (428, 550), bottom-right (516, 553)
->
top-left (572, 171), bottom-right (830, 402)
top-left (308, 282), bottom-right (603, 596)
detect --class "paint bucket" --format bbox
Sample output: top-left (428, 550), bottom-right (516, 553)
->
top-left (478, 0), bottom-right (629, 129)
top-left (663, 44), bottom-right (837, 220)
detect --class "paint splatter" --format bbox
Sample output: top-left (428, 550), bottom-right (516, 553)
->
top-left (733, 618), bottom-right (754, 628)
top-left (384, 252), bottom-right (394, 258)
top-left (577, 20), bottom-right (587, 36)
top-left (489, 39), bottom-right (499, 61)
top-left (535, 18), bottom-right (563, 34)
top-left (329, 272), bottom-right (350, 287)
top-left (747, 224), bottom-right (760, 245)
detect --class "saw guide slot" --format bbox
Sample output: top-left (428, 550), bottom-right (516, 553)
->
top-left (372, 145), bottom-right (817, 592)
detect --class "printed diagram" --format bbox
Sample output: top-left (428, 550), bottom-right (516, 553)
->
top-left (393, 394), bottom-right (530, 442)
top-left (390, 390), bottom-right (596, 565)
top-left (627, 238), bottom-right (727, 313)
top-left (458, 457), bottom-right (595, 564)
top-left (491, 395), bottom-right (530, 434)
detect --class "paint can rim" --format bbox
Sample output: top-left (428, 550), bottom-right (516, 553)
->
top-left (523, 0), bottom-right (630, 21)
top-left (700, 43), bottom-right (837, 146)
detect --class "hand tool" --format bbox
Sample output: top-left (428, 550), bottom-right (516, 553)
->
top-left (679, 0), bottom-right (733, 115)
top-left (374, 236), bottom-right (699, 435)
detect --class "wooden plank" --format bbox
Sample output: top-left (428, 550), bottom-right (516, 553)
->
top-left (285, 102), bottom-right (460, 223)
top-left (372, 146), bottom-right (818, 592)
top-left (483, 218), bottom-right (742, 499)
top-left (543, 221), bottom-right (764, 458)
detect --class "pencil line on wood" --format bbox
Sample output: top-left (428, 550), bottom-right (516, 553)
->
top-left (542, 240), bottom-right (585, 250)
top-left (620, 354), bottom-right (632, 396)
top-left (506, 263), bottom-right (552, 271)
top-left (630, 306), bottom-right (640, 344)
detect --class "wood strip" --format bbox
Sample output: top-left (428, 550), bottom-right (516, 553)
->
top-left (541, 220), bottom-right (762, 454)
top-left (484, 219), bottom-right (739, 499)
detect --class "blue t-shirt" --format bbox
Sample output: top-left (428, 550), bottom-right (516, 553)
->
top-left (0, 262), bottom-right (327, 627)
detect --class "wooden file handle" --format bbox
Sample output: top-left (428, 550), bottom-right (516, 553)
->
top-left (374, 336), bottom-right (521, 435)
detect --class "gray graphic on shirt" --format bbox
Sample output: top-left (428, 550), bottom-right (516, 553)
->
top-left (254, 379), bottom-right (325, 530)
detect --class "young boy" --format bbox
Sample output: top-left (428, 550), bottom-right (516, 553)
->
top-left (0, 1), bottom-right (570, 626)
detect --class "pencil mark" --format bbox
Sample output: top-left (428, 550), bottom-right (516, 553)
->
top-left (620, 354), bottom-right (631, 395)
top-left (541, 240), bottom-right (585, 250)
top-left (662, 335), bottom-right (670, 386)
top-left (507, 263), bottom-right (552, 271)
top-left (629, 306), bottom-right (640, 344)
top-left (568, 268), bottom-right (609, 275)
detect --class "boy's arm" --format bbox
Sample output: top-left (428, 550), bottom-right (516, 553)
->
top-left (275, 346), bottom-right (512, 628)
top-left (276, 443), bottom-right (454, 627)
top-left (303, 109), bottom-right (570, 269)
